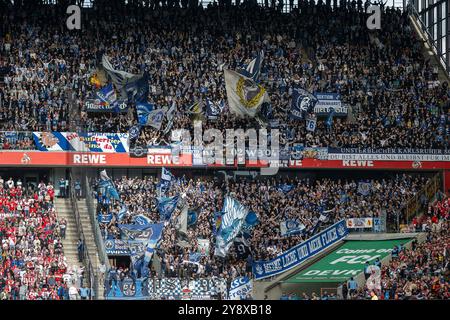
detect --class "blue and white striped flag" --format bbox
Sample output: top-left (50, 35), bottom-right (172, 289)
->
top-left (102, 54), bottom-right (144, 100)
top-left (215, 196), bottom-right (249, 258)
top-left (134, 214), bottom-right (152, 226)
top-left (136, 102), bottom-right (155, 125)
top-left (96, 84), bottom-right (118, 107)
top-left (238, 50), bottom-right (264, 82)
top-left (157, 195), bottom-right (179, 221)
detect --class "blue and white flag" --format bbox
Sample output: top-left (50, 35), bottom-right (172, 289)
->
top-left (241, 211), bottom-right (259, 233)
top-left (157, 195), bottom-right (180, 221)
top-left (238, 50), bottom-right (264, 83)
top-left (117, 204), bottom-right (128, 222)
top-left (161, 167), bottom-right (173, 182)
top-left (189, 252), bottom-right (202, 263)
top-left (289, 88), bottom-right (318, 120)
top-left (136, 102), bottom-right (155, 125)
top-left (277, 184), bottom-right (294, 193)
top-left (206, 98), bottom-right (221, 119)
top-left (306, 118), bottom-right (317, 132)
top-left (102, 55), bottom-right (144, 101)
top-left (357, 181), bottom-right (372, 196)
top-left (128, 125), bottom-right (141, 142)
top-left (98, 213), bottom-right (113, 224)
top-left (280, 220), bottom-right (306, 237)
top-left (162, 101), bottom-right (177, 134)
top-left (134, 214), bottom-right (152, 226)
top-left (99, 170), bottom-right (120, 201)
top-left (187, 211), bottom-right (198, 226)
top-left (325, 107), bottom-right (336, 128)
top-left (228, 276), bottom-right (253, 300)
top-left (215, 196), bottom-right (249, 258)
top-left (158, 167), bottom-right (174, 195)
top-left (143, 223), bottom-right (164, 263)
top-left (118, 224), bottom-right (155, 240)
top-left (96, 84), bottom-right (118, 107)
top-left (146, 108), bottom-right (167, 130)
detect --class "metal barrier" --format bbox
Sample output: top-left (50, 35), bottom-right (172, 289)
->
top-left (68, 173), bottom-right (97, 299)
top-left (85, 175), bottom-right (111, 273)
top-left (405, 173), bottom-right (441, 224)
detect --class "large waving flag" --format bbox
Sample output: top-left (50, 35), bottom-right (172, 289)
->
top-left (136, 102), bottom-right (155, 124)
top-left (215, 196), bottom-right (249, 257)
top-left (325, 107), bottom-right (336, 128)
top-left (289, 88), bottom-right (318, 120)
top-left (158, 167), bottom-right (174, 195)
top-left (98, 170), bottom-right (120, 201)
top-left (238, 50), bottom-right (264, 82)
top-left (206, 98), bottom-right (221, 119)
top-left (157, 195), bottom-right (179, 221)
top-left (137, 103), bottom-right (167, 130)
top-left (162, 101), bottom-right (177, 134)
top-left (101, 55), bottom-right (144, 100)
top-left (96, 83), bottom-right (118, 107)
top-left (130, 223), bottom-right (164, 277)
top-left (224, 69), bottom-right (270, 118)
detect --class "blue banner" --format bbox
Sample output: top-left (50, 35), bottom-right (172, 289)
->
top-left (118, 224), bottom-right (155, 240)
top-left (104, 239), bottom-right (147, 256)
top-left (289, 88), bottom-right (318, 120)
top-left (157, 195), bottom-right (179, 221)
top-left (106, 278), bottom-right (227, 300)
top-left (98, 213), bottom-right (113, 224)
top-left (252, 220), bottom-right (348, 280)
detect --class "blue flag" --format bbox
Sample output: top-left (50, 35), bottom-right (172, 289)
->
top-left (134, 214), bottom-right (152, 226)
top-left (289, 88), bottom-right (317, 120)
top-left (187, 211), bottom-right (198, 226)
top-left (215, 197), bottom-right (249, 258)
top-left (325, 107), bottom-right (336, 128)
top-left (117, 204), bottom-right (127, 222)
top-left (206, 98), bottom-right (221, 119)
top-left (157, 195), bottom-right (179, 221)
top-left (277, 184), bottom-right (294, 193)
top-left (98, 170), bottom-right (120, 201)
top-left (357, 181), bottom-right (372, 196)
top-left (128, 125), bottom-right (141, 141)
top-left (136, 102), bottom-right (155, 125)
top-left (238, 50), bottom-right (264, 82)
top-left (280, 220), bottom-right (306, 237)
top-left (97, 83), bottom-right (118, 107)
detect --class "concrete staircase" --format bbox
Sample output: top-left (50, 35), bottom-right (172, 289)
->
top-left (76, 199), bottom-right (105, 300)
top-left (54, 197), bottom-right (105, 299)
top-left (54, 198), bottom-right (83, 285)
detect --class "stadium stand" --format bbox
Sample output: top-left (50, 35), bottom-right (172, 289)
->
top-left (0, 0), bottom-right (448, 301)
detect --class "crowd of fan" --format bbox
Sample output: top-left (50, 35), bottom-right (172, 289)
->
top-left (354, 221), bottom-right (449, 299)
top-left (0, 2), bottom-right (448, 150)
top-left (93, 172), bottom-right (429, 282)
top-left (0, 178), bottom-right (85, 300)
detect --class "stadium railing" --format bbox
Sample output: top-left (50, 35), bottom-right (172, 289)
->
top-left (85, 175), bottom-right (111, 275)
top-left (408, 2), bottom-right (450, 80)
top-left (69, 173), bottom-right (97, 299)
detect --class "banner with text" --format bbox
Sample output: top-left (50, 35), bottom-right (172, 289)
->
top-left (252, 220), bottom-right (348, 280)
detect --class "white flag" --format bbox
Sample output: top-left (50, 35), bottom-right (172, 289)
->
top-left (224, 69), bottom-right (269, 118)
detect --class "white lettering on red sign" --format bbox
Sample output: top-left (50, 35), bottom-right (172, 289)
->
top-left (342, 160), bottom-right (374, 167)
top-left (73, 154), bottom-right (106, 164)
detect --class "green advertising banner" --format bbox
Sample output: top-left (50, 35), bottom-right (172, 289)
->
top-left (286, 239), bottom-right (412, 283)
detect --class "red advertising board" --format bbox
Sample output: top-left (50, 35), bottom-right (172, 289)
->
top-left (1, 151), bottom-right (449, 170)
